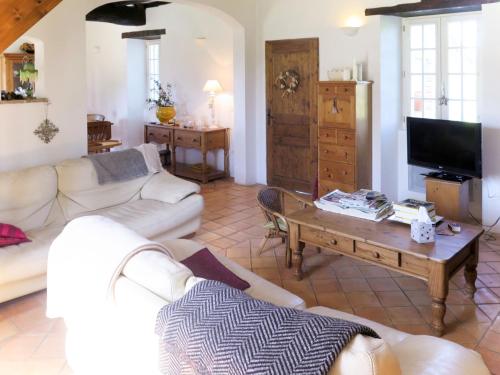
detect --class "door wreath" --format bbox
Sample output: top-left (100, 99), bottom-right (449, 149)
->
top-left (276, 70), bottom-right (300, 98)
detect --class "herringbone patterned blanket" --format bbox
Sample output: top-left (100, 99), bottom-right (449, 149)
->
top-left (155, 280), bottom-right (379, 375)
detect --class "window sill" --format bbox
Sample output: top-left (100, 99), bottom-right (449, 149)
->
top-left (0, 98), bottom-right (48, 105)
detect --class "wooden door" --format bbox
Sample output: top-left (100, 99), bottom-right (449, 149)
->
top-left (266, 38), bottom-right (319, 193)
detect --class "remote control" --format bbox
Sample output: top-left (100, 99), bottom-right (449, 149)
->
top-left (448, 223), bottom-right (461, 234)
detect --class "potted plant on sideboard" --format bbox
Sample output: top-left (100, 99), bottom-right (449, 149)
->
top-left (147, 81), bottom-right (176, 125)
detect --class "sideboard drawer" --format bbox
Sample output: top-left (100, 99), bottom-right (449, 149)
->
top-left (207, 131), bottom-right (226, 150)
top-left (319, 128), bottom-right (338, 144)
top-left (355, 242), bottom-right (400, 268)
top-left (146, 127), bottom-right (171, 144)
top-left (337, 130), bottom-right (356, 146)
top-left (300, 226), bottom-right (354, 254)
top-left (319, 160), bottom-right (355, 185)
top-left (174, 131), bottom-right (202, 148)
top-left (319, 144), bottom-right (355, 164)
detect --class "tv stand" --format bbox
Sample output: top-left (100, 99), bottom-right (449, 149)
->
top-left (423, 172), bottom-right (472, 183)
top-left (425, 177), bottom-right (470, 222)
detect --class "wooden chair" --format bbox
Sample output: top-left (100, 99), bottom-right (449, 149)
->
top-left (257, 187), bottom-right (319, 268)
top-left (87, 119), bottom-right (122, 154)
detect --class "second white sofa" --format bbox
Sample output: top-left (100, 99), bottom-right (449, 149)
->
top-left (0, 152), bottom-right (203, 303)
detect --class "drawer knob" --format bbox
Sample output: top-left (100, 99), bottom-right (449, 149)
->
top-left (192, 138), bottom-right (198, 142)
top-left (176, 137), bottom-right (182, 141)
top-left (344, 152), bottom-right (349, 159)
top-left (324, 167), bottom-right (330, 172)
top-left (344, 135), bottom-right (349, 140)
top-left (149, 133), bottom-right (154, 136)
top-left (324, 150), bottom-right (329, 154)
top-left (343, 171), bottom-right (348, 175)
top-left (329, 239), bottom-right (338, 246)
top-left (373, 252), bottom-right (381, 259)
top-left (328, 174), bottom-right (333, 179)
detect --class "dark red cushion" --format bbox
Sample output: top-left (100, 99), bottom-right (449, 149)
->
top-left (0, 223), bottom-right (31, 248)
top-left (180, 248), bottom-right (250, 290)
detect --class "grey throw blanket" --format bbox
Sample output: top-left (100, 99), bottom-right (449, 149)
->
top-left (155, 280), bottom-right (379, 375)
top-left (87, 149), bottom-right (149, 185)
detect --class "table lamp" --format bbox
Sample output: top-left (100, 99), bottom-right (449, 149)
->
top-left (203, 80), bottom-right (223, 126)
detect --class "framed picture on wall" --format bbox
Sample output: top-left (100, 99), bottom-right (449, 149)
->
top-left (1, 53), bottom-right (34, 92)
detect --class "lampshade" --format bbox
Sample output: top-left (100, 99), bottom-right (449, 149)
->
top-left (203, 80), bottom-right (223, 93)
top-left (19, 62), bottom-right (38, 83)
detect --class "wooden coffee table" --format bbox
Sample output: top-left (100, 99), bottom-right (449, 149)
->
top-left (286, 207), bottom-right (484, 336)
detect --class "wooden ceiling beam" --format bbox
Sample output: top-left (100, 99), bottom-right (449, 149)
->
top-left (0, 0), bottom-right (63, 53)
top-left (122, 29), bottom-right (166, 40)
top-left (366, 0), bottom-right (500, 17)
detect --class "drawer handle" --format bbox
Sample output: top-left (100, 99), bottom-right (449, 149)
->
top-left (344, 135), bottom-right (349, 140)
top-left (176, 137), bottom-right (182, 141)
top-left (149, 133), bottom-right (154, 136)
top-left (344, 152), bottom-right (349, 159)
top-left (324, 167), bottom-right (330, 172)
top-left (344, 88), bottom-right (349, 92)
top-left (329, 239), bottom-right (338, 246)
top-left (324, 150), bottom-right (329, 154)
top-left (192, 138), bottom-right (198, 143)
top-left (343, 171), bottom-right (348, 175)
top-left (373, 252), bottom-right (381, 259)
top-left (328, 174), bottom-right (333, 179)
top-left (162, 134), bottom-right (168, 138)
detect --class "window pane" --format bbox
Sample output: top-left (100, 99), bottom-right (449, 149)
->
top-left (423, 50), bottom-right (436, 73)
top-left (448, 75), bottom-right (462, 100)
top-left (411, 75), bottom-right (423, 98)
top-left (424, 100), bottom-right (437, 118)
top-left (411, 99), bottom-right (423, 117)
top-left (411, 50), bottom-right (423, 73)
top-left (463, 101), bottom-right (477, 122)
top-left (411, 25), bottom-right (422, 49)
top-left (423, 24), bottom-right (436, 48)
top-left (463, 48), bottom-right (476, 74)
top-left (463, 20), bottom-right (477, 47)
top-left (448, 100), bottom-right (462, 121)
top-left (448, 22), bottom-right (462, 47)
top-left (463, 75), bottom-right (477, 100)
top-left (423, 75), bottom-right (436, 98)
top-left (448, 48), bottom-right (461, 73)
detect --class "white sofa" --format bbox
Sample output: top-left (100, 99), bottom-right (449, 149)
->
top-left (0, 157), bottom-right (203, 303)
top-left (47, 218), bottom-right (490, 375)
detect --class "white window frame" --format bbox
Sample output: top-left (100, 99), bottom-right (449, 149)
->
top-left (146, 40), bottom-right (161, 102)
top-left (402, 12), bottom-right (480, 124)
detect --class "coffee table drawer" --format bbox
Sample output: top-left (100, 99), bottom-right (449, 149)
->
top-left (355, 242), bottom-right (400, 268)
top-left (300, 227), bottom-right (354, 254)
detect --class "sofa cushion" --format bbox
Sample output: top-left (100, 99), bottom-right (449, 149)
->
top-left (0, 165), bottom-right (58, 232)
top-left (56, 158), bottom-right (152, 220)
top-left (92, 194), bottom-right (204, 239)
top-left (0, 223), bottom-right (31, 247)
top-left (141, 171), bottom-right (200, 204)
top-left (162, 239), bottom-right (306, 310)
top-left (0, 223), bottom-right (64, 285)
top-left (180, 248), bottom-right (250, 290)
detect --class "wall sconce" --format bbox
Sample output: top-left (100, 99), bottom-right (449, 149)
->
top-left (340, 16), bottom-right (363, 36)
top-left (203, 80), bottom-right (223, 126)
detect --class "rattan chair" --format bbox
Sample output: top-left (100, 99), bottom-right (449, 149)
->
top-left (257, 187), bottom-right (319, 268)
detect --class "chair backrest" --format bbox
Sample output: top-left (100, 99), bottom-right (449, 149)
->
top-left (88, 121), bottom-right (112, 142)
top-left (87, 114), bottom-right (105, 122)
top-left (257, 188), bottom-right (285, 228)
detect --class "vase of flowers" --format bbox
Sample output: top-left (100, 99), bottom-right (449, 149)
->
top-left (147, 81), bottom-right (176, 124)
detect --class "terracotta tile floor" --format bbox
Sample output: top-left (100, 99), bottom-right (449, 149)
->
top-left (2, 179), bottom-right (500, 373)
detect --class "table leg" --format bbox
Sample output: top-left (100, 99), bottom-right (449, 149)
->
top-left (202, 151), bottom-right (208, 184)
top-left (172, 146), bottom-right (177, 175)
top-left (464, 239), bottom-right (479, 299)
top-left (293, 242), bottom-right (305, 281)
top-left (428, 263), bottom-right (448, 337)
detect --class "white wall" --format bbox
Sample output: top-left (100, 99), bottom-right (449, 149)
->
top-left (86, 3), bottom-right (235, 173)
top-left (480, 3), bottom-right (500, 232)
top-left (0, 0), bottom-right (87, 173)
top-left (254, 0), bottom-right (402, 194)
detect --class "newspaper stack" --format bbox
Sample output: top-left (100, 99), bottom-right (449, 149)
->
top-left (315, 189), bottom-right (393, 222)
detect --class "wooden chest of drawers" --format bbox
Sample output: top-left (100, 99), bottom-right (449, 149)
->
top-left (317, 81), bottom-right (372, 197)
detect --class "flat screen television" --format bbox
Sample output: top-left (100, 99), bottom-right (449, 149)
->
top-left (407, 117), bottom-right (482, 179)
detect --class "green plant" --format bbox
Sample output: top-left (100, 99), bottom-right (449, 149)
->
top-left (146, 81), bottom-right (175, 109)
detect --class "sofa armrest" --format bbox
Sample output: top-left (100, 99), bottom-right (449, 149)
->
top-left (141, 172), bottom-right (200, 204)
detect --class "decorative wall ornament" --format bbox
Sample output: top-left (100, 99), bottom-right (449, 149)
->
top-left (275, 70), bottom-right (300, 98)
top-left (34, 102), bottom-right (59, 144)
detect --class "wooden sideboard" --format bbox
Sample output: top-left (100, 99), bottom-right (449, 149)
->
top-left (317, 81), bottom-right (373, 197)
top-left (144, 124), bottom-right (229, 183)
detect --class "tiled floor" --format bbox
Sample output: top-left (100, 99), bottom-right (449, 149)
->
top-left (2, 179), bottom-right (500, 373)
